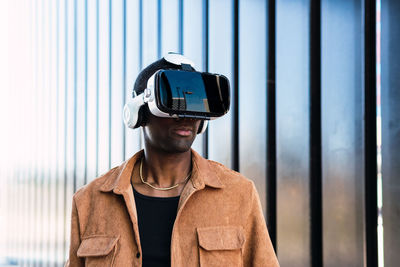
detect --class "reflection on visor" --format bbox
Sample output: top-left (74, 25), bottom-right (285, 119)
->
top-left (160, 71), bottom-right (210, 112)
top-left (158, 70), bottom-right (229, 116)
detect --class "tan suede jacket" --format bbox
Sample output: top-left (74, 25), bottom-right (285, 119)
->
top-left (65, 150), bottom-right (279, 267)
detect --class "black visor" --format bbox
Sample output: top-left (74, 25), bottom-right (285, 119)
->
top-left (155, 70), bottom-right (230, 118)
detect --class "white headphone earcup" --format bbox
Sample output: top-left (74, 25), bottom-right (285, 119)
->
top-left (197, 120), bottom-right (208, 134)
top-left (123, 102), bottom-right (139, 129)
top-left (124, 93), bottom-right (146, 129)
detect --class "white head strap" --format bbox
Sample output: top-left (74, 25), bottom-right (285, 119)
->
top-left (164, 52), bottom-right (196, 68)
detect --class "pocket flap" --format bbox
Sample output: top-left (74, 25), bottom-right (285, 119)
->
top-left (197, 226), bottom-right (245, 251)
top-left (77, 236), bottom-right (119, 257)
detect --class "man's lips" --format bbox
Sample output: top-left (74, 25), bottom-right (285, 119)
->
top-left (173, 127), bottom-right (194, 137)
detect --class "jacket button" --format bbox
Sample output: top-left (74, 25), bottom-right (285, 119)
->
top-left (136, 252), bottom-right (141, 258)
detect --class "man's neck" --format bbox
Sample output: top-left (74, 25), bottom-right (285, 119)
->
top-left (142, 146), bottom-right (192, 188)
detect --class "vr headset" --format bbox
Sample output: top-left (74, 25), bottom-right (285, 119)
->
top-left (123, 53), bottom-right (230, 134)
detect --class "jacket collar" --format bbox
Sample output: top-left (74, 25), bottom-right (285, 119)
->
top-left (99, 149), bottom-right (224, 194)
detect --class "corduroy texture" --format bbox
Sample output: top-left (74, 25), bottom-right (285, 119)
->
top-left (65, 150), bottom-right (280, 267)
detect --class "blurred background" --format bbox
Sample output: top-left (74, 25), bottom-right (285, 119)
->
top-left (1, 0), bottom-right (399, 266)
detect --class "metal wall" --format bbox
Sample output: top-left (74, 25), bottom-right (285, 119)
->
top-left (321, 0), bottom-right (365, 266)
top-left (1, 0), bottom-right (399, 266)
top-left (276, 0), bottom-right (311, 265)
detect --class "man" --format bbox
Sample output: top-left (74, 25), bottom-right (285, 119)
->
top-left (66, 54), bottom-right (279, 266)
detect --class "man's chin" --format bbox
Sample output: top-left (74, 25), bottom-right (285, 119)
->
top-left (162, 140), bottom-right (194, 154)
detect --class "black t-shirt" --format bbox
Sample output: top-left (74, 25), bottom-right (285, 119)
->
top-left (132, 186), bottom-right (180, 267)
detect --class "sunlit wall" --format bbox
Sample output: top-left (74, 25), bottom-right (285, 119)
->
top-left (1, 0), bottom-right (399, 267)
top-left (1, 0), bottom-right (241, 265)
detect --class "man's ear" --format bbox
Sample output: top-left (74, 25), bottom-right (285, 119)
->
top-left (137, 105), bottom-right (151, 127)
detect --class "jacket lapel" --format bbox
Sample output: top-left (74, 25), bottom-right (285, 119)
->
top-left (177, 149), bottom-right (225, 211)
top-left (99, 150), bottom-right (144, 251)
top-left (98, 149), bottom-right (225, 257)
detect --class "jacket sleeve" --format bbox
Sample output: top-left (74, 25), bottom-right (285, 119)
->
top-left (65, 197), bottom-right (84, 267)
top-left (242, 182), bottom-right (280, 267)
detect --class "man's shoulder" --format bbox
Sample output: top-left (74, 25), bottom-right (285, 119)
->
top-left (205, 159), bottom-right (255, 190)
top-left (73, 165), bottom-right (120, 200)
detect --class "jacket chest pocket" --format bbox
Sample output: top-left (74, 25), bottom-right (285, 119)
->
top-left (197, 226), bottom-right (245, 267)
top-left (77, 235), bottom-right (119, 267)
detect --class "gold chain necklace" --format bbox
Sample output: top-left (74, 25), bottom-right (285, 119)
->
top-left (139, 158), bottom-right (192, 191)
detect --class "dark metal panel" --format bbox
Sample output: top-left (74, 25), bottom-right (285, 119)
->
top-left (238, 0), bottom-right (267, 215)
top-left (124, 0), bottom-right (141, 159)
top-left (183, 0), bottom-right (205, 156)
top-left (381, 0), bottom-right (400, 266)
top-left (207, 0), bottom-right (233, 167)
top-left (364, 0), bottom-right (378, 266)
top-left (232, 0), bottom-right (239, 171)
top-left (266, 0), bottom-right (277, 248)
top-left (321, 0), bottom-right (364, 266)
top-left (309, 0), bottom-right (322, 266)
top-left (276, 0), bottom-right (310, 266)
top-left (232, 0), bottom-right (238, 172)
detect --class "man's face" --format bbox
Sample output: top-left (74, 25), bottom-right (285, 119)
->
top-left (143, 113), bottom-right (201, 154)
